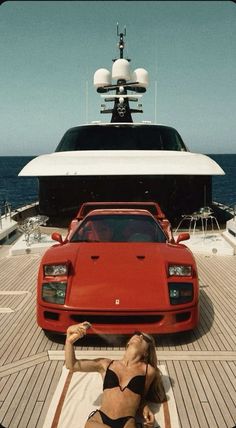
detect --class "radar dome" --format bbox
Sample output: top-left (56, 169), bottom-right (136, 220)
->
top-left (93, 68), bottom-right (111, 90)
top-left (112, 59), bottom-right (131, 81)
top-left (132, 68), bottom-right (149, 88)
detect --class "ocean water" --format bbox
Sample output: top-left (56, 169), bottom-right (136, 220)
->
top-left (0, 156), bottom-right (38, 210)
top-left (210, 154), bottom-right (236, 207)
top-left (0, 154), bottom-right (236, 211)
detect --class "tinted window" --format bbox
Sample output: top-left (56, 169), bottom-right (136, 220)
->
top-left (71, 214), bottom-right (166, 243)
top-left (56, 125), bottom-right (187, 152)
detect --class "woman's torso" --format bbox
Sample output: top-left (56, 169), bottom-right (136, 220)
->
top-left (100, 359), bottom-right (149, 418)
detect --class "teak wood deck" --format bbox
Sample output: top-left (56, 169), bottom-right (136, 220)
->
top-left (0, 249), bottom-right (235, 428)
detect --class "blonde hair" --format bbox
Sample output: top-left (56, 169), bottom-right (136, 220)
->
top-left (127, 332), bottom-right (166, 403)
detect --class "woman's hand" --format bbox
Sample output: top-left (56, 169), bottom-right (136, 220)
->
top-left (143, 404), bottom-right (155, 427)
top-left (66, 322), bottom-right (89, 344)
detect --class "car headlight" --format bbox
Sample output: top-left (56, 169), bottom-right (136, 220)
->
top-left (168, 264), bottom-right (192, 277)
top-left (42, 281), bottom-right (67, 304)
top-left (168, 282), bottom-right (193, 304)
top-left (44, 264), bottom-right (68, 276)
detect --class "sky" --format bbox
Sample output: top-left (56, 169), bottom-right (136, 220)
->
top-left (0, 0), bottom-right (235, 155)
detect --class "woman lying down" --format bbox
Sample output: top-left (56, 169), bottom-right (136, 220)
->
top-left (65, 322), bottom-right (167, 428)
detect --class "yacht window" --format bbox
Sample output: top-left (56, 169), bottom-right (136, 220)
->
top-left (55, 125), bottom-right (187, 152)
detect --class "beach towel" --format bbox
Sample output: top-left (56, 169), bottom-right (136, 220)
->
top-left (43, 364), bottom-right (179, 428)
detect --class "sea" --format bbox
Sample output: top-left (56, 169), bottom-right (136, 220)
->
top-left (0, 154), bottom-right (236, 212)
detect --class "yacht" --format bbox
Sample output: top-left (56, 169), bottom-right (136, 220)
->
top-left (19, 27), bottom-right (224, 224)
top-left (0, 28), bottom-right (235, 428)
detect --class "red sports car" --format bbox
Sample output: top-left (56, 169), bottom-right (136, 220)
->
top-left (37, 204), bottom-right (199, 335)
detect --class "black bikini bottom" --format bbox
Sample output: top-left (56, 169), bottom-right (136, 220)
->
top-left (88, 409), bottom-right (136, 428)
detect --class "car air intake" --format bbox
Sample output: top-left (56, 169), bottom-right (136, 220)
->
top-left (70, 315), bottom-right (163, 324)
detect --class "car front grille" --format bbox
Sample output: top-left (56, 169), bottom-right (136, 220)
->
top-left (69, 314), bottom-right (163, 324)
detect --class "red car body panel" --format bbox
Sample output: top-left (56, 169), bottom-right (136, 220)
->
top-left (37, 205), bottom-right (199, 335)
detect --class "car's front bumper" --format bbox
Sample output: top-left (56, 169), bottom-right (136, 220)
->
top-left (37, 303), bottom-right (199, 335)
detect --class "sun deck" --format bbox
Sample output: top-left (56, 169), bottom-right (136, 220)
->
top-left (0, 249), bottom-right (235, 428)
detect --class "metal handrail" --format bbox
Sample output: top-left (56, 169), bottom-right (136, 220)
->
top-left (5, 202), bottom-right (11, 218)
top-left (0, 201), bottom-right (12, 229)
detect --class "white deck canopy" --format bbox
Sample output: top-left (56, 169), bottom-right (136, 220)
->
top-left (19, 150), bottom-right (224, 177)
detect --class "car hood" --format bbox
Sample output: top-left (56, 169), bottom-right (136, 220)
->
top-left (45, 242), bottom-right (194, 311)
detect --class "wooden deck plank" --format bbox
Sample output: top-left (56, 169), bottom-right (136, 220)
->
top-left (201, 402), bottom-right (220, 428)
top-left (36, 361), bottom-right (64, 428)
top-left (186, 361), bottom-right (207, 402)
top-left (0, 250), bottom-right (235, 428)
top-left (221, 361), bottom-right (236, 394)
top-left (0, 310), bottom-right (37, 365)
top-left (26, 401), bottom-right (44, 428)
top-left (210, 361), bottom-right (236, 421)
top-left (16, 363), bottom-right (47, 428)
top-left (37, 361), bottom-right (61, 402)
top-left (178, 360), bottom-right (209, 427)
top-left (7, 365), bottom-right (42, 428)
top-left (200, 360), bottom-right (233, 427)
top-left (0, 373), bottom-right (17, 402)
top-left (197, 257), bottom-right (236, 315)
top-left (207, 288), bottom-right (236, 338)
top-left (196, 256), bottom-right (236, 351)
top-left (174, 360), bottom-right (207, 428)
top-left (48, 349), bottom-right (236, 362)
top-left (0, 369), bottom-right (29, 427)
top-left (166, 361), bottom-right (191, 428)
top-left (0, 354), bottom-right (48, 378)
top-left (18, 321), bottom-right (44, 361)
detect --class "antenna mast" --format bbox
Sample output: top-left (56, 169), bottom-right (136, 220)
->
top-left (93, 25), bottom-right (149, 122)
top-left (117, 23), bottom-right (126, 59)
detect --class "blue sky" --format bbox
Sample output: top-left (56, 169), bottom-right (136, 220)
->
top-left (0, 1), bottom-right (235, 155)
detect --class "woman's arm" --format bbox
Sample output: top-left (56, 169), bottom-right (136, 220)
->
top-left (65, 322), bottom-right (109, 373)
top-left (138, 401), bottom-right (155, 427)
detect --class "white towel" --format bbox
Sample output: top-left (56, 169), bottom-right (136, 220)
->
top-left (43, 365), bottom-right (179, 428)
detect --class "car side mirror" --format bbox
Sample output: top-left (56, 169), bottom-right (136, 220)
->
top-left (51, 232), bottom-right (64, 244)
top-left (176, 232), bottom-right (190, 244)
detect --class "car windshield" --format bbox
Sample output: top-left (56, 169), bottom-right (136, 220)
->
top-left (71, 214), bottom-right (167, 243)
top-left (55, 125), bottom-right (187, 151)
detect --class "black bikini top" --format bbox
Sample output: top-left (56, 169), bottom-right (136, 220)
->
top-left (103, 360), bottom-right (148, 396)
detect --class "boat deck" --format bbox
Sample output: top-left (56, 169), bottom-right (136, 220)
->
top-left (0, 249), bottom-right (235, 428)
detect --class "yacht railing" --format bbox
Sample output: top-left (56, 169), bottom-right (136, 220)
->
top-left (0, 201), bottom-right (12, 229)
top-left (230, 202), bottom-right (236, 219)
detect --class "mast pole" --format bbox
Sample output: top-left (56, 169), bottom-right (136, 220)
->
top-left (117, 23), bottom-right (126, 59)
